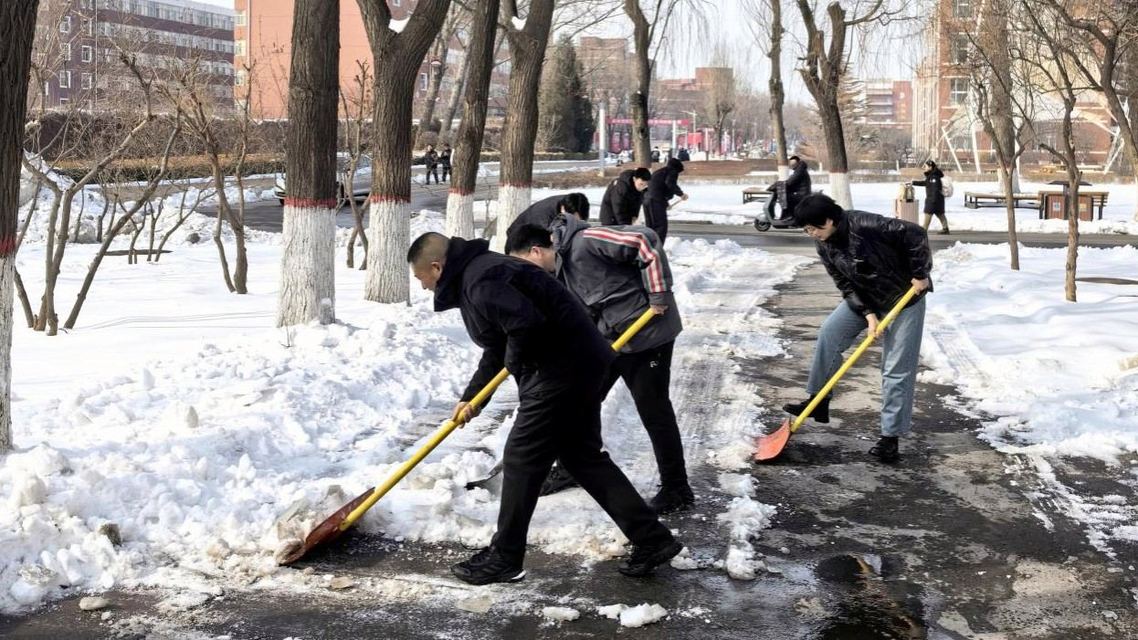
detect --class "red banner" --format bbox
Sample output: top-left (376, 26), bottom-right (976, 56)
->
top-left (607, 118), bottom-right (690, 127)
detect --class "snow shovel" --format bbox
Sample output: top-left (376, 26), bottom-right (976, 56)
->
top-left (280, 308), bottom-right (660, 565)
top-left (463, 307), bottom-right (661, 490)
top-left (753, 285), bottom-right (920, 463)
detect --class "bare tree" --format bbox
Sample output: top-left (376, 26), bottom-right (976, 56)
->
top-left (1016, 0), bottom-right (1086, 301)
top-left (446, 0), bottom-right (501, 239)
top-left (491, 0), bottom-right (556, 247)
top-left (440, 42), bottom-right (472, 138)
top-left (796, 0), bottom-right (891, 209)
top-left (1043, 0), bottom-right (1138, 221)
top-left (1, 0), bottom-right (41, 452)
top-left (418, 5), bottom-right (466, 147)
top-left (701, 50), bottom-right (736, 157)
top-left (341, 61), bottom-right (373, 269)
top-left (357, 0), bottom-right (451, 304)
top-left (745, 0), bottom-right (790, 177)
top-left (278, 0), bottom-right (339, 327)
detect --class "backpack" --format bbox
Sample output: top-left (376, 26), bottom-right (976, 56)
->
top-left (940, 176), bottom-right (954, 198)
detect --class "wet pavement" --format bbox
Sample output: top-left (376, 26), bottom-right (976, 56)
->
top-left (2, 235), bottom-right (1136, 639)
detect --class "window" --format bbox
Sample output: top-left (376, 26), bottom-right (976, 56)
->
top-left (59, 97), bottom-right (70, 105)
top-left (419, 72), bottom-right (428, 90)
top-left (60, 16), bottom-right (72, 33)
top-left (953, 0), bottom-right (971, 18)
top-left (951, 34), bottom-right (970, 65)
top-left (393, 0), bottom-right (401, 6)
top-left (81, 0), bottom-right (93, 8)
top-left (235, 69), bottom-right (247, 86)
top-left (235, 11), bottom-right (246, 26)
top-left (82, 73), bottom-right (93, 89)
top-left (949, 78), bottom-right (969, 105)
top-left (62, 43), bottom-right (72, 61)
top-left (235, 40), bottom-right (246, 56)
top-left (59, 70), bottom-right (71, 88)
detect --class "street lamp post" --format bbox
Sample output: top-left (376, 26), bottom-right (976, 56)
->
top-left (683, 110), bottom-right (698, 155)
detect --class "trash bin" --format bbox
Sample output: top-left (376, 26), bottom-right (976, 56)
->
top-left (1041, 191), bottom-right (1094, 222)
top-left (893, 183), bottom-right (919, 224)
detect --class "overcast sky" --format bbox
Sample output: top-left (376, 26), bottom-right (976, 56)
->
top-left (194, 0), bottom-right (923, 103)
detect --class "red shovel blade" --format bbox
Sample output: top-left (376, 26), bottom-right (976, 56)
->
top-left (278, 486), bottom-right (376, 566)
top-left (753, 418), bottom-right (792, 462)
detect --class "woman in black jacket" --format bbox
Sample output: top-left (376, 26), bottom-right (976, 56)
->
top-left (911, 160), bottom-right (949, 234)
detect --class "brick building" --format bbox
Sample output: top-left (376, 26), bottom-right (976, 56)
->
top-left (860, 79), bottom-right (912, 131)
top-left (34, 0), bottom-right (235, 111)
top-left (912, 0), bottom-right (1113, 170)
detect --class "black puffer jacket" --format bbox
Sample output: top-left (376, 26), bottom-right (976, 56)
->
top-left (552, 214), bottom-right (682, 353)
top-left (911, 167), bottom-right (945, 214)
top-left (599, 170), bottom-right (645, 226)
top-left (784, 161), bottom-right (812, 210)
top-left (815, 210), bottom-right (934, 317)
top-left (433, 238), bottom-right (614, 401)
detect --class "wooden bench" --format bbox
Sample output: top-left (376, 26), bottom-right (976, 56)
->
top-left (963, 192), bottom-right (1041, 210)
top-left (742, 186), bottom-right (772, 204)
top-left (1037, 190), bottom-right (1108, 220)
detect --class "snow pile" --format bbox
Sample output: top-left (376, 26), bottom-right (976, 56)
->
top-left (540, 606), bottom-right (580, 622)
top-left (715, 473), bottom-right (777, 580)
top-left (923, 243), bottom-right (1138, 460)
top-left (598, 603), bottom-right (668, 627)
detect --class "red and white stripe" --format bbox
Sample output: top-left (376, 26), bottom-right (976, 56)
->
top-left (581, 227), bottom-right (666, 294)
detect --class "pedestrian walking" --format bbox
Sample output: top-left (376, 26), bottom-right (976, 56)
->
top-left (783, 194), bottom-right (933, 463)
top-left (643, 158), bottom-right (687, 242)
top-left (911, 160), bottom-right (950, 234)
top-left (424, 144), bottom-right (440, 185)
top-left (440, 143), bottom-right (452, 183)
top-left (407, 232), bottom-right (684, 585)
top-left (599, 168), bottom-right (651, 226)
top-left (506, 218), bottom-right (693, 514)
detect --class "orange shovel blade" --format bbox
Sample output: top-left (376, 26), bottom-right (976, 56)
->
top-left (753, 418), bottom-right (792, 462)
top-left (279, 486), bottom-right (376, 565)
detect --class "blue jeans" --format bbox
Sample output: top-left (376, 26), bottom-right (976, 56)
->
top-left (806, 298), bottom-right (926, 437)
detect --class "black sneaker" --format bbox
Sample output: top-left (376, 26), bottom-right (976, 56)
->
top-left (783, 395), bottom-right (830, 423)
top-left (539, 465), bottom-right (579, 496)
top-left (649, 485), bottom-right (695, 515)
top-left (618, 539), bottom-right (684, 577)
top-left (451, 547), bottom-right (526, 585)
top-left (868, 436), bottom-right (900, 463)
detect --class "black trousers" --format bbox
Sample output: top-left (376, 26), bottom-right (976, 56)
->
top-left (491, 371), bottom-right (674, 563)
top-left (642, 198), bottom-right (669, 242)
top-left (441, 165), bottom-right (451, 182)
top-left (600, 341), bottom-right (688, 489)
top-left (425, 166), bottom-right (439, 184)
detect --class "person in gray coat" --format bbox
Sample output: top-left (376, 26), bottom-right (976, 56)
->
top-left (506, 216), bottom-right (693, 514)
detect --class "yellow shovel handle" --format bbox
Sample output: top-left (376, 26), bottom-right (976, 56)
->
top-left (789, 285), bottom-right (920, 434)
top-left (340, 307), bottom-right (659, 530)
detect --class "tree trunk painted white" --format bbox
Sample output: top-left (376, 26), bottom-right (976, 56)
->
top-left (0, 254), bottom-right (12, 451)
top-left (365, 199), bottom-right (411, 303)
top-left (446, 191), bottom-right (475, 239)
top-left (777, 164), bottom-right (789, 180)
top-left (277, 205), bottom-right (337, 326)
top-left (829, 172), bottom-right (852, 210)
top-left (492, 184), bottom-right (532, 251)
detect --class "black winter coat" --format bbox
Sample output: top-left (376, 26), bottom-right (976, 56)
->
top-left (433, 238), bottom-right (614, 402)
top-left (440, 149), bottom-right (452, 168)
top-left (814, 210), bottom-right (934, 317)
top-left (912, 168), bottom-right (945, 214)
top-left (784, 161), bottom-right (812, 210)
top-left (506, 194), bottom-right (562, 238)
top-left (424, 150), bottom-right (439, 168)
top-left (646, 158), bottom-right (685, 203)
top-left (599, 170), bottom-right (645, 226)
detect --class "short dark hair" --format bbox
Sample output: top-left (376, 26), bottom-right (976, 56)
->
top-left (407, 231), bottom-right (447, 263)
top-left (559, 193), bottom-right (590, 220)
top-left (504, 224), bottom-right (553, 256)
top-left (793, 193), bottom-right (844, 228)
top-left (632, 167), bottom-right (652, 182)
top-left (789, 155), bottom-right (801, 163)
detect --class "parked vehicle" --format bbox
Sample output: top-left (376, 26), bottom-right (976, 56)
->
top-left (273, 153), bottom-right (372, 207)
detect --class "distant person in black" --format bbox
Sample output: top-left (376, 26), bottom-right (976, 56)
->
top-left (505, 193), bottom-right (589, 238)
top-left (765, 155), bottom-right (812, 221)
top-left (440, 143), bottom-right (453, 183)
top-left (911, 160), bottom-right (949, 235)
top-left (678, 148), bottom-right (691, 162)
top-left (407, 232), bottom-right (683, 585)
top-left (599, 167), bottom-right (651, 226)
top-left (423, 144), bottom-right (440, 185)
top-left (643, 158), bottom-right (687, 242)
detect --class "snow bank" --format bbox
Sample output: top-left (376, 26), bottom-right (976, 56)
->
top-left (923, 243), bottom-right (1138, 461)
top-left (715, 473), bottom-right (777, 580)
top-left (598, 602), bottom-right (668, 627)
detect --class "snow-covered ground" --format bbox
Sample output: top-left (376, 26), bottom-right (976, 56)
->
top-left (922, 242), bottom-right (1138, 556)
top-left (1, 209), bottom-right (800, 613)
top-left (532, 179), bottom-right (1138, 234)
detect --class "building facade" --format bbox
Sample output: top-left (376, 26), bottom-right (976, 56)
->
top-left (860, 79), bottom-right (912, 130)
top-left (34, 0), bottom-right (235, 111)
